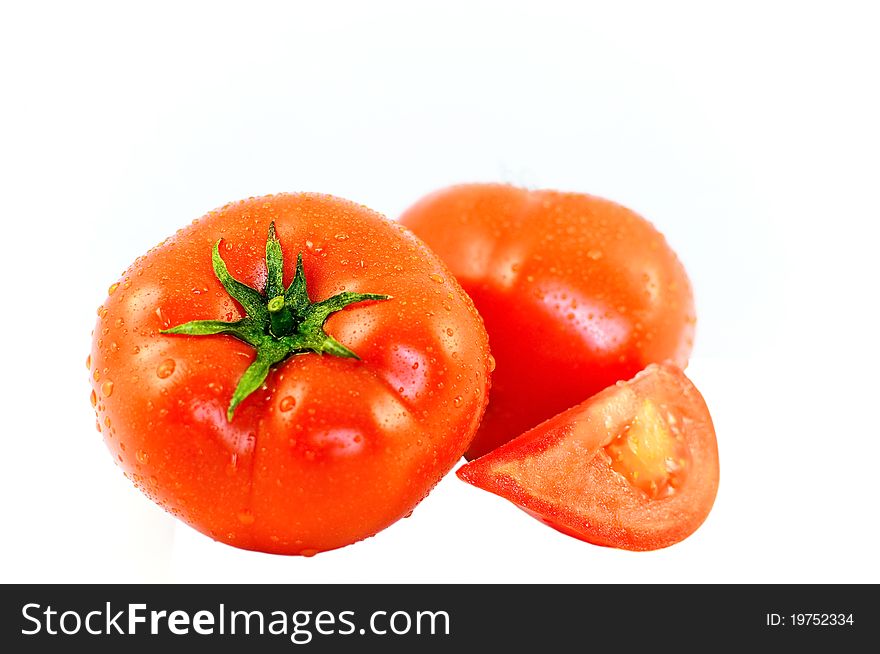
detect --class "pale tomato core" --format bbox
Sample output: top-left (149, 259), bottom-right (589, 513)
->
top-left (604, 399), bottom-right (688, 498)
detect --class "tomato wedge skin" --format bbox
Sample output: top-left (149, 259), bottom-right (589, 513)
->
top-left (457, 364), bottom-right (719, 551)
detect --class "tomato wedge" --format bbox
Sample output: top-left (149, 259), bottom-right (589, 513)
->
top-left (457, 364), bottom-right (719, 551)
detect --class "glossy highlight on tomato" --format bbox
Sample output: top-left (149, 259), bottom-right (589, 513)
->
top-left (457, 364), bottom-right (719, 551)
top-left (88, 193), bottom-right (492, 555)
top-left (400, 184), bottom-right (695, 459)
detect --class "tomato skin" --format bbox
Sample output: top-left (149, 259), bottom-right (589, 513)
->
top-left (89, 193), bottom-right (491, 554)
top-left (400, 184), bottom-right (695, 459)
top-left (457, 364), bottom-right (719, 551)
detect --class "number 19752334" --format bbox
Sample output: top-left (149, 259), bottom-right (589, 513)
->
top-left (766, 613), bottom-right (854, 627)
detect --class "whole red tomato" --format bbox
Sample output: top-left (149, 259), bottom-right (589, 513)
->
top-left (88, 193), bottom-right (491, 555)
top-left (400, 184), bottom-right (695, 459)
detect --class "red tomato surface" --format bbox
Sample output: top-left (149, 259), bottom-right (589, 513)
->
top-left (88, 193), bottom-right (491, 555)
top-left (457, 364), bottom-right (718, 551)
top-left (400, 184), bottom-right (695, 459)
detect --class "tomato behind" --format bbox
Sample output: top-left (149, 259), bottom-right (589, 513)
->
top-left (457, 364), bottom-right (719, 551)
top-left (400, 184), bottom-right (695, 459)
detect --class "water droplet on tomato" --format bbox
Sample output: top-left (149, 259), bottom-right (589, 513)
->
top-left (97, 305), bottom-right (108, 318)
top-left (334, 232), bottom-right (349, 241)
top-left (95, 419), bottom-right (102, 433)
top-left (90, 389), bottom-right (97, 407)
top-left (131, 345), bottom-right (140, 354)
top-left (299, 548), bottom-right (318, 558)
top-left (429, 273), bottom-right (444, 284)
top-left (86, 354), bottom-right (91, 370)
top-left (156, 359), bottom-right (176, 379)
top-left (108, 282), bottom-right (119, 295)
top-left (136, 449), bottom-right (149, 464)
top-left (101, 380), bottom-right (114, 397)
top-left (93, 369), bottom-right (101, 381)
top-left (237, 511), bottom-right (255, 525)
top-left (587, 249), bottom-right (603, 260)
top-left (155, 306), bottom-right (170, 328)
top-left (279, 396), bottom-right (296, 412)
top-left (453, 396), bottom-right (463, 408)
top-left (487, 354), bottom-right (496, 372)
top-left (446, 328), bottom-right (454, 336)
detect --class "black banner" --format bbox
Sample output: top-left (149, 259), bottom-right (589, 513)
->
top-left (0, 584), bottom-right (869, 651)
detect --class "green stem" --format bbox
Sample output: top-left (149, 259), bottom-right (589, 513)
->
top-left (161, 221), bottom-right (391, 420)
top-left (268, 295), bottom-right (294, 336)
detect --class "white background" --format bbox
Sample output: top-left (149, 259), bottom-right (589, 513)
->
top-left (2, 1), bottom-right (878, 583)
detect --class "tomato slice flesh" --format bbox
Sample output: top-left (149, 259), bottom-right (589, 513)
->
top-left (457, 364), bottom-right (719, 551)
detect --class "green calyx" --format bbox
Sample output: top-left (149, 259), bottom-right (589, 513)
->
top-left (161, 222), bottom-right (390, 421)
